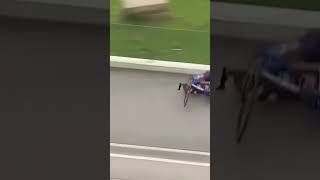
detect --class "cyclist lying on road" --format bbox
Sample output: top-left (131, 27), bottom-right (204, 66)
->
top-left (263, 29), bottom-right (320, 73)
top-left (258, 29), bottom-right (320, 102)
top-left (189, 71), bottom-right (210, 96)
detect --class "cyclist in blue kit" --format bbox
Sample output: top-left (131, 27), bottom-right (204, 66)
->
top-left (262, 29), bottom-right (320, 75)
top-left (189, 71), bottom-right (211, 96)
top-left (258, 29), bottom-right (320, 106)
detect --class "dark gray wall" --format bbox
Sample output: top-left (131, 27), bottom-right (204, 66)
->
top-left (21, 0), bottom-right (108, 9)
top-left (0, 1), bottom-right (108, 24)
top-left (0, 17), bottom-right (108, 179)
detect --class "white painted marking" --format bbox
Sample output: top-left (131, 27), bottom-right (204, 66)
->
top-left (110, 153), bottom-right (210, 167)
top-left (110, 143), bottom-right (210, 156)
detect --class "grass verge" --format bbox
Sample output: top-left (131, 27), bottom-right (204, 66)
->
top-left (110, 0), bottom-right (210, 65)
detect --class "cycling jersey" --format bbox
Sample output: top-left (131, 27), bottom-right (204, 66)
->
top-left (262, 46), bottom-right (289, 75)
top-left (262, 30), bottom-right (320, 74)
top-left (204, 85), bottom-right (210, 96)
top-left (192, 71), bottom-right (210, 85)
top-left (191, 71), bottom-right (211, 95)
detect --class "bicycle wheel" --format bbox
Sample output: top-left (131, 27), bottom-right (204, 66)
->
top-left (240, 62), bottom-right (260, 103)
top-left (180, 82), bottom-right (191, 107)
top-left (184, 91), bottom-right (190, 107)
top-left (236, 65), bottom-right (260, 143)
top-left (183, 77), bottom-right (194, 107)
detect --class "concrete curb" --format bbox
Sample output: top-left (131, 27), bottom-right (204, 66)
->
top-left (110, 56), bottom-right (210, 75)
top-left (0, 1), bottom-right (106, 25)
top-left (212, 2), bottom-right (319, 41)
top-left (212, 2), bottom-right (320, 28)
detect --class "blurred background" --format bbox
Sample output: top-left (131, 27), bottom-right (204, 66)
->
top-left (110, 0), bottom-right (210, 64)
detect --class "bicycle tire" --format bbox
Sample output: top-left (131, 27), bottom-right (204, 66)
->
top-left (236, 90), bottom-right (257, 143)
top-left (184, 92), bottom-right (190, 107)
top-left (236, 62), bottom-right (261, 143)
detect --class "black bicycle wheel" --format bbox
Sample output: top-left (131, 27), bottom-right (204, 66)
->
top-left (184, 92), bottom-right (190, 107)
top-left (240, 61), bottom-right (260, 102)
top-left (180, 82), bottom-right (190, 107)
top-left (183, 77), bottom-right (194, 107)
top-left (236, 64), bottom-right (260, 143)
top-left (236, 93), bottom-right (256, 143)
top-left (240, 72), bottom-right (254, 102)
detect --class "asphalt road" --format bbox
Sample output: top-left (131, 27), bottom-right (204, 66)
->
top-left (110, 68), bottom-right (210, 152)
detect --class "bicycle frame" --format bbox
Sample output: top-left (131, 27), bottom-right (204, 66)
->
top-left (223, 62), bottom-right (320, 143)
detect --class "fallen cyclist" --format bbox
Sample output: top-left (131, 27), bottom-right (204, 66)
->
top-left (189, 71), bottom-right (211, 96)
top-left (257, 29), bottom-right (320, 106)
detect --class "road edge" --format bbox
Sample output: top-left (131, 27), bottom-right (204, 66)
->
top-left (110, 56), bottom-right (210, 75)
top-left (211, 2), bottom-right (319, 41)
top-left (212, 2), bottom-right (320, 28)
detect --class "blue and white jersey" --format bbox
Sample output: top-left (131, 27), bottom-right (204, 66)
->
top-left (191, 71), bottom-right (211, 95)
top-left (261, 45), bottom-right (290, 75)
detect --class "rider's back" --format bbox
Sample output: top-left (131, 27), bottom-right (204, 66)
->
top-left (192, 71), bottom-right (210, 85)
top-left (262, 46), bottom-right (289, 74)
top-left (262, 30), bottom-right (320, 74)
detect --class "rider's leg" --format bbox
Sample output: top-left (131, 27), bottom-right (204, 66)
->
top-left (188, 84), bottom-right (205, 95)
top-left (256, 79), bottom-right (278, 102)
top-left (301, 88), bottom-right (320, 109)
top-left (204, 85), bottom-right (210, 96)
top-left (191, 84), bottom-right (204, 92)
top-left (189, 88), bottom-right (198, 94)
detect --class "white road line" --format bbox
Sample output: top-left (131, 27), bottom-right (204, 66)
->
top-left (111, 143), bottom-right (210, 156)
top-left (110, 153), bottom-right (210, 167)
top-left (111, 22), bottom-right (209, 33)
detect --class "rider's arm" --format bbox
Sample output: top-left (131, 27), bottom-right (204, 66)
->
top-left (200, 80), bottom-right (210, 85)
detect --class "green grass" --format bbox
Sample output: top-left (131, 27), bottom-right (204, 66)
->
top-left (110, 0), bottom-right (210, 65)
top-left (216, 0), bottom-right (320, 11)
